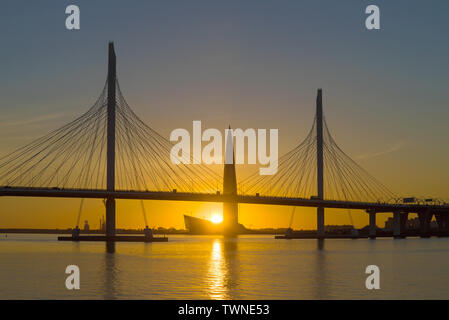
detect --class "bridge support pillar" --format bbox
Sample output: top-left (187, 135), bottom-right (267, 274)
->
top-left (435, 213), bottom-right (449, 236)
top-left (443, 214), bottom-right (449, 236)
top-left (393, 211), bottom-right (408, 238)
top-left (106, 197), bottom-right (116, 237)
top-left (418, 210), bottom-right (432, 238)
top-left (368, 210), bottom-right (376, 239)
top-left (317, 207), bottom-right (325, 238)
top-left (443, 213), bottom-right (449, 235)
top-left (393, 211), bottom-right (401, 238)
top-left (400, 212), bottom-right (408, 237)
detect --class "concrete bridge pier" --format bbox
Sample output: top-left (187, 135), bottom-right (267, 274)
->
top-left (393, 211), bottom-right (408, 238)
top-left (368, 210), bottom-right (376, 239)
top-left (418, 210), bottom-right (432, 238)
top-left (105, 197), bottom-right (116, 237)
top-left (317, 207), bottom-right (325, 238)
top-left (435, 213), bottom-right (449, 236)
top-left (393, 212), bottom-right (400, 238)
top-left (400, 212), bottom-right (408, 237)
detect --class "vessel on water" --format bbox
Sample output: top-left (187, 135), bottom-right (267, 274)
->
top-left (184, 214), bottom-right (248, 235)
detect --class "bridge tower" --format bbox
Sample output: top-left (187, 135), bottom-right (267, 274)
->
top-left (106, 42), bottom-right (116, 237)
top-left (223, 127), bottom-right (238, 235)
top-left (316, 89), bottom-right (325, 237)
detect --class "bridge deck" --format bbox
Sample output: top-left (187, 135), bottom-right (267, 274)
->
top-left (1, 187), bottom-right (448, 213)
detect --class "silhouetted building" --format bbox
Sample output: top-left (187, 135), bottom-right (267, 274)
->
top-left (223, 127), bottom-right (238, 235)
top-left (100, 216), bottom-right (106, 232)
top-left (384, 217), bottom-right (438, 230)
top-left (83, 220), bottom-right (90, 231)
top-left (183, 127), bottom-right (245, 235)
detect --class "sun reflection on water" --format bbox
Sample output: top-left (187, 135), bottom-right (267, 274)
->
top-left (207, 238), bottom-right (228, 299)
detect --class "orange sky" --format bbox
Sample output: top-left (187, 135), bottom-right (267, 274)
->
top-left (0, 196), bottom-right (398, 230)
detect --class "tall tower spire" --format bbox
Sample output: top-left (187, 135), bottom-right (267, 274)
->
top-left (223, 126), bottom-right (238, 235)
top-left (106, 42), bottom-right (116, 237)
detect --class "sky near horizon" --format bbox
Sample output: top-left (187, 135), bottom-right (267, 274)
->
top-left (0, 1), bottom-right (448, 229)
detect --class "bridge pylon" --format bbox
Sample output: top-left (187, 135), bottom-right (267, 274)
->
top-left (106, 42), bottom-right (116, 237)
top-left (316, 89), bottom-right (325, 237)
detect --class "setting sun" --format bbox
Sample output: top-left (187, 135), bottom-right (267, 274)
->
top-left (210, 214), bottom-right (223, 224)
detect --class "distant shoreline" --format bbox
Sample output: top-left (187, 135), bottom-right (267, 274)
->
top-left (0, 227), bottom-right (296, 235)
top-left (0, 228), bottom-right (184, 235)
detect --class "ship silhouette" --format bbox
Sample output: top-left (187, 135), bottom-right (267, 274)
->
top-left (183, 214), bottom-right (248, 235)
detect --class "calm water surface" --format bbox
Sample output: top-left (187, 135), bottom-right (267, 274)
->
top-left (1, 234), bottom-right (448, 299)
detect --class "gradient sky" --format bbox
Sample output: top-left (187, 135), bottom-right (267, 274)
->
top-left (0, 1), bottom-right (448, 229)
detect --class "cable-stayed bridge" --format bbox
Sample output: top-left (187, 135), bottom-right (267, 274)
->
top-left (0, 43), bottom-right (448, 239)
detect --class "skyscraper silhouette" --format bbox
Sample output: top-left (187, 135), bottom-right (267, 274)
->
top-left (223, 126), bottom-right (238, 235)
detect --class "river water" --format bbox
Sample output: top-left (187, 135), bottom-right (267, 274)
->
top-left (0, 234), bottom-right (448, 299)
